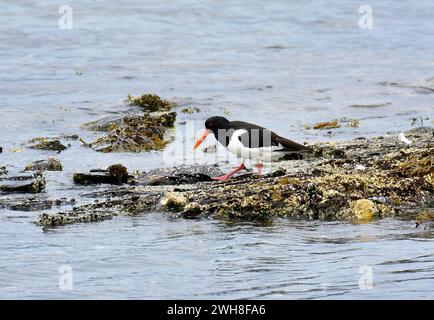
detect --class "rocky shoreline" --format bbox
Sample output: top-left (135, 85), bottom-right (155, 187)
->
top-left (1, 93), bottom-right (432, 229)
top-left (33, 127), bottom-right (433, 228)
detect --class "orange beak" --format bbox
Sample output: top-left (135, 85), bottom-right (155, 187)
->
top-left (193, 129), bottom-right (210, 150)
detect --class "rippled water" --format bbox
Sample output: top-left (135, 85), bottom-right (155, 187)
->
top-left (1, 1), bottom-right (434, 299)
top-left (1, 214), bottom-right (434, 299)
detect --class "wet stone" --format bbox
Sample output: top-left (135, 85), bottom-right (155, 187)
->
top-left (37, 128), bottom-right (434, 228)
top-left (0, 166), bottom-right (7, 176)
top-left (27, 138), bottom-right (67, 151)
top-left (138, 164), bottom-right (223, 186)
top-left (25, 158), bottom-right (63, 171)
top-left (1, 196), bottom-right (75, 211)
top-left (74, 164), bottom-right (131, 185)
top-left (0, 173), bottom-right (46, 193)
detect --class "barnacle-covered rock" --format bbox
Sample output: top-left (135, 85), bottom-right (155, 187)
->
top-left (108, 164), bottom-right (129, 183)
top-left (349, 199), bottom-right (377, 222)
top-left (27, 138), bottom-right (67, 151)
top-left (74, 164), bottom-right (130, 185)
top-left (37, 127), bottom-right (433, 228)
top-left (25, 158), bottom-right (63, 171)
top-left (1, 173), bottom-right (46, 193)
top-left (160, 192), bottom-right (187, 211)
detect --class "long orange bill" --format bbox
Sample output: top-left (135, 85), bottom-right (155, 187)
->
top-left (193, 130), bottom-right (210, 150)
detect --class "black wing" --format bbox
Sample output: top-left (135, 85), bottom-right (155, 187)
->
top-left (229, 121), bottom-right (312, 152)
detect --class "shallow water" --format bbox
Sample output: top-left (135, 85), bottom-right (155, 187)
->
top-left (1, 1), bottom-right (434, 299)
top-left (1, 214), bottom-right (434, 299)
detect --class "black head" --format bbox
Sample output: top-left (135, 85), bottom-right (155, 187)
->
top-left (205, 116), bottom-right (230, 132)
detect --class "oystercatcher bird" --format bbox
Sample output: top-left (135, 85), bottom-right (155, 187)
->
top-left (194, 116), bottom-right (312, 181)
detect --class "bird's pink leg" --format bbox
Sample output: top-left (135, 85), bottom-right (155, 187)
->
top-left (256, 162), bottom-right (263, 178)
top-left (212, 163), bottom-right (246, 181)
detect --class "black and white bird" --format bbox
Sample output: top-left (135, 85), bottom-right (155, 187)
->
top-left (194, 116), bottom-right (312, 181)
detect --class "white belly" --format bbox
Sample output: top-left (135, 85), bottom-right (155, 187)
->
top-left (226, 129), bottom-right (288, 162)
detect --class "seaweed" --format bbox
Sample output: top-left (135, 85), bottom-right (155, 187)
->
top-left (313, 120), bottom-right (341, 130)
top-left (127, 93), bottom-right (175, 112)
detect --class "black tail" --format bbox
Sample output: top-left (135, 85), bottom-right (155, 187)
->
top-left (275, 136), bottom-right (313, 153)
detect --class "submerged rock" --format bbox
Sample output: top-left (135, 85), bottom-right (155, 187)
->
top-left (74, 164), bottom-right (130, 185)
top-left (81, 115), bottom-right (124, 132)
top-left (25, 158), bottom-right (63, 171)
top-left (0, 173), bottom-right (45, 193)
top-left (1, 196), bottom-right (75, 211)
top-left (349, 199), bottom-right (377, 222)
top-left (27, 138), bottom-right (67, 151)
top-left (181, 107), bottom-right (200, 114)
top-left (415, 210), bottom-right (434, 229)
top-left (0, 166), bottom-right (7, 176)
top-left (138, 164), bottom-right (222, 186)
top-left (160, 192), bottom-right (187, 211)
top-left (107, 164), bottom-right (129, 183)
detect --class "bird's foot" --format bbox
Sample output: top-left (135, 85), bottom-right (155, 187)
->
top-left (212, 163), bottom-right (246, 181)
top-left (211, 174), bottom-right (232, 181)
top-left (256, 162), bottom-right (263, 178)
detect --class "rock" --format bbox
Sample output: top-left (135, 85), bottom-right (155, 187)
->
top-left (415, 210), bottom-right (434, 229)
top-left (60, 134), bottom-right (79, 140)
top-left (28, 138), bottom-right (67, 151)
top-left (0, 173), bottom-right (46, 193)
top-left (149, 111), bottom-right (177, 127)
top-left (0, 166), bottom-right (7, 176)
top-left (346, 119), bottom-right (360, 128)
top-left (0, 146), bottom-right (2, 153)
top-left (25, 158), bottom-right (63, 171)
top-left (160, 192), bottom-right (187, 211)
top-left (349, 199), bottom-right (377, 222)
top-left (73, 173), bottom-right (116, 185)
top-left (74, 164), bottom-right (130, 185)
top-left (36, 128), bottom-right (434, 228)
top-left (81, 115), bottom-right (125, 132)
top-left (330, 149), bottom-right (346, 159)
top-left (138, 164), bottom-right (222, 186)
top-left (38, 211), bottom-right (113, 228)
top-left (107, 164), bottom-right (129, 183)
top-left (181, 107), bottom-right (200, 114)
top-left (2, 196), bottom-right (75, 211)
